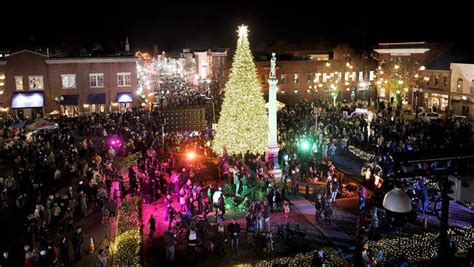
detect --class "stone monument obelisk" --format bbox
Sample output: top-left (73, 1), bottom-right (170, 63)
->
top-left (267, 53), bottom-right (282, 179)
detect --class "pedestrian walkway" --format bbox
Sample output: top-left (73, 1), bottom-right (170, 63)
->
top-left (287, 195), bottom-right (355, 251)
top-left (74, 210), bottom-right (117, 266)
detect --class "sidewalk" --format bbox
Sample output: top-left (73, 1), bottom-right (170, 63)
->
top-left (74, 209), bottom-right (117, 266)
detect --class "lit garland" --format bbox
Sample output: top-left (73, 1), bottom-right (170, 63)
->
top-left (114, 230), bottom-right (141, 266)
top-left (349, 145), bottom-right (375, 161)
top-left (113, 197), bottom-right (142, 266)
top-left (368, 227), bottom-right (474, 263)
top-left (117, 152), bottom-right (141, 173)
top-left (212, 25), bottom-right (268, 155)
top-left (234, 247), bottom-right (348, 267)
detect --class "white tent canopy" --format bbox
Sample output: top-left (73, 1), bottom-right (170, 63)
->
top-left (26, 118), bottom-right (58, 131)
top-left (265, 100), bottom-right (285, 110)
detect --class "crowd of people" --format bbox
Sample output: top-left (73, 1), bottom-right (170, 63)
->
top-left (0, 96), bottom-right (472, 266)
top-left (280, 100), bottom-right (472, 173)
top-left (154, 76), bottom-right (215, 108)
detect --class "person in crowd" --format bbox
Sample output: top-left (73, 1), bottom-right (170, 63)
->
top-left (324, 202), bottom-right (333, 226)
top-left (283, 200), bottom-right (290, 218)
top-left (163, 230), bottom-right (176, 262)
top-left (331, 178), bottom-right (339, 203)
top-left (96, 248), bottom-right (108, 267)
top-left (228, 219), bottom-right (241, 253)
top-left (148, 214), bottom-right (156, 240)
top-left (357, 185), bottom-right (367, 211)
top-left (71, 227), bottom-right (83, 262)
top-left (315, 194), bottom-right (325, 223)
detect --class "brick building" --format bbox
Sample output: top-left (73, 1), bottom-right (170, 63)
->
top-left (255, 50), bottom-right (377, 104)
top-left (374, 42), bottom-right (451, 112)
top-left (0, 50), bottom-right (137, 118)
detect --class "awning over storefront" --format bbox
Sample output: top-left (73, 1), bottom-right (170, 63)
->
top-left (88, 93), bottom-right (106, 104)
top-left (61, 95), bottom-right (79, 105)
top-left (12, 92), bottom-right (44, 109)
top-left (117, 92), bottom-right (133, 103)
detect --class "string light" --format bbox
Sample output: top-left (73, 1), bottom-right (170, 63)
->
top-left (369, 227), bottom-right (473, 264)
top-left (114, 197), bottom-right (142, 266)
top-left (212, 25), bottom-right (267, 155)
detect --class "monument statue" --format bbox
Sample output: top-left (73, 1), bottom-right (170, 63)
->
top-left (270, 52), bottom-right (276, 78)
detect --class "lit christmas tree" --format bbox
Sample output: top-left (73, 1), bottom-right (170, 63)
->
top-left (212, 25), bottom-right (268, 155)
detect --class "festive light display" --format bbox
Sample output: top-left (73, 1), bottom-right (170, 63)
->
top-left (212, 25), bottom-right (268, 155)
top-left (349, 145), bottom-right (375, 162)
top-left (113, 197), bottom-right (142, 266)
top-left (235, 247), bottom-right (347, 266)
top-left (368, 227), bottom-right (474, 264)
top-left (117, 152), bottom-right (141, 173)
top-left (375, 62), bottom-right (426, 105)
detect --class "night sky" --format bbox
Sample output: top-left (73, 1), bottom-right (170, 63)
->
top-left (1, 0), bottom-right (471, 52)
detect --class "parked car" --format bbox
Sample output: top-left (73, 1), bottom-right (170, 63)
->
top-left (419, 112), bottom-right (441, 121)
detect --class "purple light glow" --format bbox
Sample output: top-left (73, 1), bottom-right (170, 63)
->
top-left (108, 136), bottom-right (122, 149)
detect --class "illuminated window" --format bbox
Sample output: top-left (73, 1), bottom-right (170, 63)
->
top-left (457, 78), bottom-right (463, 93)
top-left (117, 72), bottom-right (132, 87)
top-left (294, 74), bottom-right (299, 84)
top-left (280, 74), bottom-right (286, 84)
top-left (61, 74), bottom-right (76, 89)
top-left (434, 75), bottom-right (439, 87)
top-left (89, 73), bottom-right (104, 88)
top-left (28, 76), bottom-right (44, 90)
top-left (443, 76), bottom-right (448, 88)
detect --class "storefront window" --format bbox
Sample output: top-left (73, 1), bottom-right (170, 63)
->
top-left (60, 105), bottom-right (79, 116)
top-left (119, 103), bottom-right (132, 112)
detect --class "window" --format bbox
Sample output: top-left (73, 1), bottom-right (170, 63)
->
top-left (15, 76), bottom-right (23, 90)
top-left (89, 73), bottom-right (104, 88)
top-left (471, 79), bottom-right (474, 94)
top-left (434, 75), bottom-right (439, 87)
top-left (294, 74), bottom-right (299, 84)
top-left (443, 76), bottom-right (448, 88)
top-left (307, 73), bottom-right (313, 82)
top-left (61, 74), bottom-right (76, 89)
top-left (117, 72), bottom-right (131, 87)
top-left (280, 74), bottom-right (286, 84)
top-left (457, 78), bottom-right (463, 93)
top-left (28, 76), bottom-right (44, 90)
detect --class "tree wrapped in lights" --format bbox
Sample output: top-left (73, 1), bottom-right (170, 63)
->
top-left (376, 61), bottom-right (426, 106)
top-left (212, 25), bottom-right (268, 155)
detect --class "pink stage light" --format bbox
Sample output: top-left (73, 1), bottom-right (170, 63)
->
top-left (109, 136), bottom-right (122, 149)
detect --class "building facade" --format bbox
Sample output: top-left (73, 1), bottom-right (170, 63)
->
top-left (255, 50), bottom-right (376, 104)
top-left (450, 63), bottom-right (474, 116)
top-left (0, 50), bottom-right (138, 118)
top-left (374, 42), bottom-right (451, 112)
